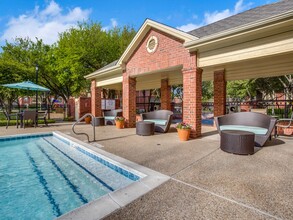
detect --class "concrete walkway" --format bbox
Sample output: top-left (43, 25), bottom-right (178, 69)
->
top-left (1, 123), bottom-right (292, 219)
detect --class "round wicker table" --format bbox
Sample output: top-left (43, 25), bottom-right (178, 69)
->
top-left (136, 121), bottom-right (155, 136)
top-left (220, 130), bottom-right (255, 155)
top-left (92, 117), bottom-right (105, 126)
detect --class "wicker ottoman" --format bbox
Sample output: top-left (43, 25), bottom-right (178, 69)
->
top-left (220, 130), bottom-right (255, 155)
top-left (92, 117), bottom-right (105, 126)
top-left (136, 121), bottom-right (155, 136)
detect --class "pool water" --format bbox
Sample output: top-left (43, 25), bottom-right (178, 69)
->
top-left (0, 134), bottom-right (139, 219)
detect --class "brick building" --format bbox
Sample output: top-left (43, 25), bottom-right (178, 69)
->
top-left (85, 0), bottom-right (293, 138)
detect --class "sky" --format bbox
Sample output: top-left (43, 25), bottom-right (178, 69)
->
top-left (0, 0), bottom-right (278, 46)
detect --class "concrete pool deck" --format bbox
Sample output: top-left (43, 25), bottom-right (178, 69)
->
top-left (1, 123), bottom-right (292, 219)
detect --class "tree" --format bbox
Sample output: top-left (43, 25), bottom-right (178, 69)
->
top-left (0, 38), bottom-right (40, 112)
top-left (49, 22), bottom-right (136, 117)
top-left (202, 81), bottom-right (213, 101)
top-left (227, 80), bottom-right (257, 101)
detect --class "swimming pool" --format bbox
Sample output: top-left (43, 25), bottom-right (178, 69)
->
top-left (0, 132), bottom-right (155, 219)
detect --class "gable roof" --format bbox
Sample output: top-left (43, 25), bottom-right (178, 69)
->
top-left (117, 19), bottom-right (198, 65)
top-left (188, 0), bottom-right (293, 38)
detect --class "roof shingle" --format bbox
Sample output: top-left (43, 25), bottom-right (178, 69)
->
top-left (188, 0), bottom-right (293, 38)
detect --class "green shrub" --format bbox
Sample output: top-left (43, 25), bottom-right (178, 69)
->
top-left (0, 119), bottom-right (55, 127)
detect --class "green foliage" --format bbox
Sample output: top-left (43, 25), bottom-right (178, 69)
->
top-left (227, 80), bottom-right (256, 100)
top-left (227, 77), bottom-right (291, 101)
top-left (171, 85), bottom-right (183, 100)
top-left (267, 108), bottom-right (292, 117)
top-left (0, 119), bottom-right (55, 127)
top-left (53, 22), bottom-right (136, 97)
top-left (202, 81), bottom-right (213, 101)
top-left (0, 21), bottom-right (136, 119)
top-left (176, 122), bottom-right (192, 130)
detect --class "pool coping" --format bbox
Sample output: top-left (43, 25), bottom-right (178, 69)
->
top-left (49, 131), bottom-right (170, 220)
top-left (1, 131), bottom-right (169, 219)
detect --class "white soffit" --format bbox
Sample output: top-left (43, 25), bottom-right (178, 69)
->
top-left (96, 76), bottom-right (123, 87)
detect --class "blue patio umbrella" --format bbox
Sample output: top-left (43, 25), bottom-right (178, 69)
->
top-left (2, 80), bottom-right (50, 115)
top-left (2, 81), bottom-right (50, 92)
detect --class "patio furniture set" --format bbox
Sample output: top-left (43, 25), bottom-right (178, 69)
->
top-left (4, 109), bottom-right (48, 129)
top-left (215, 111), bottom-right (292, 155)
top-left (93, 109), bottom-right (290, 152)
top-left (136, 110), bottom-right (173, 135)
top-left (92, 109), bottom-right (174, 136)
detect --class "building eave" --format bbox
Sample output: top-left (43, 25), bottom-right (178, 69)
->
top-left (184, 10), bottom-right (293, 51)
top-left (84, 65), bottom-right (122, 80)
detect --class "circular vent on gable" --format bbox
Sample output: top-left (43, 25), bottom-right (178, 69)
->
top-left (146, 36), bottom-right (158, 53)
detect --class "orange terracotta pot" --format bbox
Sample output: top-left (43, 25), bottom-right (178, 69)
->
top-left (85, 116), bottom-right (91, 124)
top-left (177, 128), bottom-right (191, 141)
top-left (115, 120), bottom-right (124, 129)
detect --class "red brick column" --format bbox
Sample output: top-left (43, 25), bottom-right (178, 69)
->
top-left (161, 79), bottom-right (171, 110)
top-left (123, 73), bottom-right (136, 128)
top-left (213, 70), bottom-right (226, 117)
top-left (182, 67), bottom-right (203, 138)
top-left (91, 80), bottom-right (102, 117)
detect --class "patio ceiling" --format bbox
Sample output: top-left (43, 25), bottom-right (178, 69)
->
top-left (96, 65), bottom-right (184, 91)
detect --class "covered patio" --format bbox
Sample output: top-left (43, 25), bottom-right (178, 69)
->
top-left (85, 0), bottom-right (293, 139)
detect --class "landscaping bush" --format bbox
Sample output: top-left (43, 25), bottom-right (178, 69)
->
top-left (0, 119), bottom-right (55, 127)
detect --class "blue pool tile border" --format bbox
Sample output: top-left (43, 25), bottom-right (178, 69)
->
top-left (0, 132), bottom-right (140, 182)
top-left (52, 133), bottom-right (140, 181)
top-left (0, 133), bottom-right (52, 142)
top-left (76, 147), bottom-right (140, 181)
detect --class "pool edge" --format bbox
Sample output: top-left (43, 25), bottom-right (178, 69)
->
top-left (54, 131), bottom-right (170, 220)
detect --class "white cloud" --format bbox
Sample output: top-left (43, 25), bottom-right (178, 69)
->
top-left (204, 0), bottom-right (252, 24)
top-left (102, 18), bottom-right (118, 31)
top-left (177, 0), bottom-right (252, 32)
top-left (110, 18), bottom-right (118, 28)
top-left (176, 23), bottom-right (201, 32)
top-left (1, 0), bottom-right (91, 45)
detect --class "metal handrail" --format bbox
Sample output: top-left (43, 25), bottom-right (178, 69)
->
top-left (72, 113), bottom-right (96, 142)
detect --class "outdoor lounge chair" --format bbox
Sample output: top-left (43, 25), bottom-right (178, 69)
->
top-left (215, 112), bottom-right (277, 147)
top-left (275, 112), bottom-right (293, 137)
top-left (3, 109), bottom-right (18, 129)
top-left (140, 110), bottom-right (173, 133)
top-left (103, 109), bottom-right (123, 125)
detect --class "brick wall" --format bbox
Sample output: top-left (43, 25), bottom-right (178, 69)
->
top-left (183, 67), bottom-right (202, 138)
top-left (91, 80), bottom-right (102, 117)
top-left (214, 70), bottom-right (226, 117)
top-left (161, 79), bottom-right (171, 110)
top-left (126, 28), bottom-right (194, 76)
top-left (78, 97), bottom-right (91, 118)
top-left (123, 72), bottom-right (137, 127)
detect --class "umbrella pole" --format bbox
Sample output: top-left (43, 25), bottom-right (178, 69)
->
top-left (36, 65), bottom-right (39, 126)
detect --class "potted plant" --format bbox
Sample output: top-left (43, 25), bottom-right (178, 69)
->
top-left (115, 116), bottom-right (125, 129)
top-left (176, 122), bottom-right (191, 141)
top-left (85, 115), bottom-right (91, 124)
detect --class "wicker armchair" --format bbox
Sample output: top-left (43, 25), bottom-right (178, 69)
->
top-left (140, 110), bottom-right (173, 133)
top-left (103, 109), bottom-right (123, 125)
top-left (215, 112), bottom-right (277, 147)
